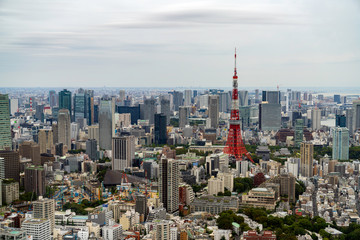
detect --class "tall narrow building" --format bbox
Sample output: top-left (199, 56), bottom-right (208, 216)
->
top-left (154, 114), bottom-right (167, 145)
top-left (0, 151), bottom-right (20, 182)
top-left (353, 100), bottom-right (360, 133)
top-left (0, 94), bottom-right (11, 150)
top-left (160, 96), bottom-right (171, 125)
top-left (332, 127), bottom-right (349, 160)
top-left (58, 109), bottom-right (71, 150)
top-left (300, 142), bottom-right (313, 178)
top-left (99, 98), bottom-right (115, 151)
top-left (179, 106), bottom-right (189, 128)
top-left (184, 90), bottom-right (192, 106)
top-left (143, 97), bottom-right (156, 125)
top-left (33, 197), bottom-right (55, 232)
top-left (294, 119), bottom-right (304, 148)
top-left (112, 135), bottom-right (135, 171)
top-left (208, 95), bottom-right (219, 129)
top-left (311, 108), bottom-right (321, 131)
top-left (59, 89), bottom-right (72, 115)
top-left (159, 158), bottom-right (179, 213)
top-left (38, 129), bottom-right (53, 154)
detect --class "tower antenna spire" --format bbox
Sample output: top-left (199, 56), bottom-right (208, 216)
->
top-left (234, 48), bottom-right (237, 76)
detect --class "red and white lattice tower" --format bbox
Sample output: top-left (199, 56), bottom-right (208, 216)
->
top-left (30, 97), bottom-right (33, 112)
top-left (224, 50), bottom-right (254, 163)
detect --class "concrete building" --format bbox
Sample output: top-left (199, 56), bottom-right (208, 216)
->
top-left (294, 119), bottom-right (304, 148)
top-left (0, 151), bottom-right (20, 182)
top-left (59, 89), bottom-right (72, 115)
top-left (38, 129), bottom-right (53, 154)
top-left (0, 228), bottom-right (26, 239)
top-left (19, 141), bottom-right (41, 166)
top-left (88, 125), bottom-right (100, 143)
top-left (160, 96), bottom-right (171, 125)
top-left (311, 108), bottom-right (321, 131)
top-left (155, 221), bottom-right (170, 240)
top-left (112, 135), bottom-right (135, 171)
top-left (179, 106), bottom-right (190, 128)
top-left (208, 176), bottom-right (224, 195)
top-left (239, 90), bottom-right (248, 107)
top-left (259, 103), bottom-right (281, 131)
top-left (99, 98), bottom-right (115, 151)
top-left (242, 188), bottom-right (277, 210)
top-left (154, 113), bottom-right (167, 145)
top-left (208, 95), bottom-right (219, 129)
top-left (218, 172), bottom-right (234, 192)
top-left (0, 94), bottom-right (12, 150)
top-left (332, 127), bottom-right (349, 160)
top-left (86, 139), bottom-right (98, 161)
top-left (58, 109), bottom-right (71, 150)
top-left (10, 98), bottom-right (19, 116)
top-left (21, 218), bottom-right (51, 240)
top-left (1, 180), bottom-right (19, 204)
top-left (300, 142), bottom-right (313, 178)
top-left (191, 195), bottom-right (239, 215)
top-left (353, 100), bottom-right (360, 133)
top-left (143, 97), bottom-right (156, 125)
top-left (102, 224), bottom-right (123, 240)
top-left (159, 158), bottom-right (179, 213)
top-left (24, 165), bottom-right (46, 196)
top-left (184, 90), bottom-right (192, 106)
top-left (33, 197), bottom-right (55, 232)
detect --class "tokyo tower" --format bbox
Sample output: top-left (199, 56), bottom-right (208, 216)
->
top-left (224, 50), bottom-right (254, 163)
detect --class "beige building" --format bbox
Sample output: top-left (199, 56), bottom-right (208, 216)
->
top-left (38, 129), bottom-right (53, 154)
top-left (33, 197), bottom-right (55, 232)
top-left (2, 180), bottom-right (19, 204)
top-left (217, 172), bottom-right (234, 192)
top-left (300, 142), bottom-right (314, 178)
top-left (58, 109), bottom-right (71, 150)
top-left (88, 125), bottom-right (99, 143)
top-left (241, 187), bottom-right (277, 210)
top-left (208, 176), bottom-right (224, 195)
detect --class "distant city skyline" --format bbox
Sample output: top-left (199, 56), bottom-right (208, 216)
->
top-left (1, 0), bottom-right (359, 88)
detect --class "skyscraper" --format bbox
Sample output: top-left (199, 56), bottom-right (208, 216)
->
top-left (135, 194), bottom-right (148, 219)
top-left (311, 108), bottom-right (321, 131)
top-left (38, 129), bottom-right (53, 154)
top-left (184, 90), bottom-right (192, 106)
top-left (117, 105), bottom-right (141, 125)
top-left (300, 142), bottom-right (313, 178)
top-left (58, 109), bottom-right (71, 150)
top-left (0, 151), bottom-right (20, 182)
top-left (332, 127), bottom-right (349, 161)
top-left (59, 89), bottom-right (72, 115)
top-left (334, 94), bottom-right (341, 104)
top-left (294, 119), bottom-right (304, 148)
top-left (353, 100), bottom-right (360, 133)
top-left (259, 102), bottom-right (281, 131)
top-left (218, 92), bottom-right (230, 113)
top-left (74, 90), bottom-right (86, 122)
top-left (172, 91), bottom-right (183, 111)
top-left (143, 97), bottom-right (156, 125)
top-left (33, 197), bottom-right (55, 232)
top-left (208, 95), bottom-right (219, 129)
top-left (10, 98), bottom-right (19, 116)
top-left (159, 158), bottom-right (179, 213)
top-left (86, 139), bottom-right (98, 161)
top-left (262, 91), bottom-right (280, 104)
top-left (160, 96), bottom-right (171, 125)
top-left (179, 106), bottom-right (189, 128)
top-left (25, 165), bottom-right (46, 196)
top-left (0, 94), bottom-right (11, 150)
top-left (49, 90), bottom-right (57, 108)
top-left (99, 98), bottom-right (115, 150)
top-left (155, 114), bottom-right (167, 145)
top-left (19, 141), bottom-right (41, 166)
top-left (239, 90), bottom-right (248, 107)
top-left (335, 114), bottom-right (346, 127)
top-left (112, 135), bottom-right (135, 171)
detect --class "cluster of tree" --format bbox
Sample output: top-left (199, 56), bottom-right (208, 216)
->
top-left (233, 177), bottom-right (253, 193)
top-left (335, 223), bottom-right (360, 240)
top-left (19, 192), bottom-right (37, 201)
top-left (242, 208), bottom-right (329, 240)
top-left (62, 199), bottom-right (106, 215)
top-left (191, 183), bottom-right (207, 193)
top-left (216, 210), bottom-right (251, 232)
top-left (217, 188), bottom-right (231, 196)
top-left (44, 186), bottom-right (58, 198)
top-left (170, 118), bottom-right (179, 127)
top-left (97, 166), bottom-right (110, 182)
top-left (98, 157), bottom-right (111, 163)
top-left (313, 146), bottom-right (332, 160)
top-left (349, 146), bottom-right (360, 160)
top-left (295, 180), bottom-right (306, 199)
top-left (68, 149), bottom-right (85, 154)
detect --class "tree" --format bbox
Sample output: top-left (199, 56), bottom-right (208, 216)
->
top-left (253, 172), bottom-right (266, 187)
top-left (220, 236), bottom-right (226, 240)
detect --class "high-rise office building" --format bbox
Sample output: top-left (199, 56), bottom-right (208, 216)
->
top-left (117, 105), bottom-right (141, 125)
top-left (10, 98), bottom-right (19, 116)
top-left (271, 173), bottom-right (296, 203)
top-left (218, 92), bottom-right (230, 113)
top-left (49, 90), bottom-right (57, 108)
top-left (294, 119), bottom-right (304, 148)
top-left (172, 91), bottom-right (183, 111)
top-left (86, 139), bottom-right (98, 161)
top-left (208, 177), bottom-right (224, 195)
top-left (58, 109), bottom-right (71, 150)
top-left (33, 197), bottom-right (55, 232)
top-left (59, 89), bottom-right (72, 115)
top-left (99, 98), bottom-right (115, 150)
top-left (311, 108), bottom-right (321, 131)
top-left (336, 114), bottom-right (346, 127)
top-left (353, 100), bottom-right (360, 133)
top-left (239, 106), bottom-right (250, 129)
top-left (74, 90), bottom-right (85, 122)
top-left (35, 104), bottom-right (44, 122)
top-left (135, 194), bottom-right (148, 218)
top-left (159, 158), bottom-right (179, 213)
top-left (0, 151), bottom-right (20, 182)
top-left (88, 124), bottom-right (99, 143)
top-left (38, 129), bottom-right (53, 154)
top-left (259, 103), bottom-right (281, 131)
top-left (160, 97), bottom-right (171, 125)
top-left (184, 90), bottom-right (192, 106)
top-left (179, 106), bottom-right (189, 128)
top-left (143, 97), bottom-right (156, 125)
top-left (0, 94), bottom-right (11, 150)
top-left (25, 165), bottom-right (46, 196)
top-left (332, 127), bottom-right (349, 161)
top-left (239, 90), bottom-right (248, 107)
top-left (155, 114), bottom-right (167, 145)
top-left (112, 135), bottom-right (135, 171)
top-left (19, 141), bottom-right (41, 166)
top-left (334, 95), bottom-right (341, 104)
top-left (262, 91), bottom-right (280, 104)
top-left (208, 95), bottom-right (219, 129)
top-left (346, 108), bottom-right (353, 136)
top-left (300, 142), bottom-right (313, 178)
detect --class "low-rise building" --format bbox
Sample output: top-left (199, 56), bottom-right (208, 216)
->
top-left (190, 195), bottom-right (239, 215)
top-left (241, 188), bottom-right (277, 210)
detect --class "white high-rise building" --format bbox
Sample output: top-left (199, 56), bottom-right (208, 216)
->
top-left (10, 98), bottom-right (19, 116)
top-left (102, 224), bottom-right (123, 240)
top-left (170, 227), bottom-right (178, 240)
top-left (33, 197), bottom-right (55, 232)
top-left (332, 127), bottom-right (349, 160)
top-left (311, 108), bottom-right (321, 131)
top-left (208, 95), bottom-right (219, 129)
top-left (236, 160), bottom-right (249, 177)
top-left (208, 176), bottom-right (224, 195)
top-left (22, 218), bottom-right (51, 240)
top-left (112, 136), bottom-right (135, 171)
top-left (184, 90), bottom-right (192, 106)
top-left (159, 158), bottom-right (179, 213)
top-left (217, 172), bottom-right (234, 192)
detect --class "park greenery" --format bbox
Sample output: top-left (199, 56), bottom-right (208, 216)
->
top-left (216, 210), bottom-right (251, 233)
top-left (233, 177), bottom-right (253, 193)
top-left (63, 199), bottom-right (106, 215)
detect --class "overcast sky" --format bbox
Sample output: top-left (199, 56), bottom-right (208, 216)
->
top-left (0, 0), bottom-right (359, 88)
